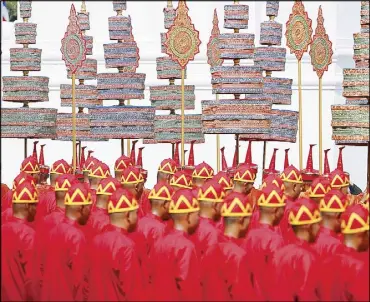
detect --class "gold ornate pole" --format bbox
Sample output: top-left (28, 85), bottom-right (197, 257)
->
top-left (164, 0), bottom-right (201, 168)
top-left (216, 94), bottom-right (220, 172)
top-left (72, 73), bottom-right (77, 171)
top-left (319, 77), bottom-right (323, 171)
top-left (207, 9), bottom-right (223, 172)
top-left (24, 139), bottom-right (28, 159)
top-left (298, 60), bottom-right (303, 169)
top-left (126, 100), bottom-right (131, 156)
top-left (181, 69), bottom-right (185, 166)
top-left (61, 4), bottom-right (88, 173)
top-left (309, 6), bottom-right (333, 174)
top-left (286, 1), bottom-right (313, 170)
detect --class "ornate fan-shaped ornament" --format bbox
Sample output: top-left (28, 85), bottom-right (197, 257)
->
top-left (61, 4), bottom-right (87, 74)
top-left (309, 6), bottom-right (333, 78)
top-left (165, 1), bottom-right (201, 68)
top-left (285, 1), bottom-right (313, 60)
top-left (207, 9), bottom-right (223, 68)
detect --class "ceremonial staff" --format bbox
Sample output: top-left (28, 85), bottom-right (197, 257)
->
top-left (165, 0), bottom-right (201, 167)
top-left (61, 4), bottom-right (87, 172)
top-left (207, 9), bottom-right (223, 172)
top-left (285, 1), bottom-right (312, 169)
top-left (309, 6), bottom-right (333, 174)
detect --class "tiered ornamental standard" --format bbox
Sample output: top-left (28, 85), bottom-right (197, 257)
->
top-left (143, 1), bottom-right (204, 145)
top-left (57, 2), bottom-right (105, 142)
top-left (202, 2), bottom-right (272, 136)
top-left (331, 1), bottom-right (369, 145)
top-left (90, 1), bottom-right (155, 140)
top-left (1, 1), bottom-right (57, 139)
top-left (240, 1), bottom-right (298, 143)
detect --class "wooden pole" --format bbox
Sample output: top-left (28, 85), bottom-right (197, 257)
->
top-left (24, 139), bottom-right (28, 159)
top-left (126, 99), bottom-right (131, 155)
top-left (181, 68), bottom-right (185, 167)
top-left (72, 73), bottom-right (77, 172)
top-left (298, 59), bottom-right (303, 170)
top-left (319, 78), bottom-right (323, 174)
top-left (216, 94), bottom-right (220, 172)
top-left (121, 139), bottom-right (125, 155)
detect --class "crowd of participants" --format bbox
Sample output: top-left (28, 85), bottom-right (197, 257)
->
top-left (1, 142), bottom-right (369, 301)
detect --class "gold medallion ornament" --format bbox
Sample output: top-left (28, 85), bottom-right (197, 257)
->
top-left (165, 1), bottom-right (201, 69)
top-left (309, 6), bottom-right (333, 79)
top-left (285, 1), bottom-right (313, 61)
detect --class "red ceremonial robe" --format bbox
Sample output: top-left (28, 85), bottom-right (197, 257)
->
top-left (1, 189), bottom-right (12, 213)
top-left (87, 206), bottom-right (109, 238)
top-left (138, 188), bottom-right (150, 218)
top-left (1, 183), bottom-right (9, 210)
top-left (270, 237), bottom-right (322, 301)
top-left (34, 190), bottom-right (56, 226)
top-left (149, 228), bottom-right (202, 301)
top-left (34, 206), bottom-right (65, 291)
top-left (313, 226), bottom-right (344, 260)
top-left (136, 212), bottom-right (172, 255)
top-left (321, 245), bottom-right (369, 301)
top-left (88, 225), bottom-right (145, 301)
top-left (192, 216), bottom-right (223, 261)
top-left (1, 207), bottom-right (12, 225)
top-left (1, 216), bottom-right (37, 301)
top-left (40, 216), bottom-right (90, 301)
top-left (202, 235), bottom-right (255, 301)
top-left (277, 195), bottom-right (296, 244)
top-left (241, 221), bottom-right (285, 301)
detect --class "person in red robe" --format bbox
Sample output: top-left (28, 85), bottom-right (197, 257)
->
top-left (88, 161), bottom-right (111, 209)
top-left (212, 171), bottom-right (233, 194)
top-left (241, 184), bottom-right (286, 301)
top-left (87, 177), bottom-right (121, 238)
top-left (157, 158), bottom-right (177, 184)
top-left (40, 183), bottom-right (92, 301)
top-left (2, 172), bottom-right (36, 224)
top-left (1, 183), bottom-right (9, 202)
top-left (2, 157), bottom-right (41, 215)
top-left (314, 189), bottom-right (347, 260)
top-left (279, 165), bottom-right (304, 243)
top-left (49, 158), bottom-right (72, 186)
top-left (249, 174), bottom-right (284, 230)
top-left (170, 170), bottom-right (193, 192)
top-left (114, 154), bottom-right (133, 181)
top-left (82, 153), bottom-right (97, 183)
top-left (88, 188), bottom-right (146, 301)
top-left (321, 204), bottom-right (369, 301)
top-left (34, 174), bottom-right (80, 292)
top-left (149, 188), bottom-right (201, 301)
top-left (270, 197), bottom-right (322, 301)
top-left (136, 181), bottom-right (174, 255)
top-left (120, 166), bottom-right (148, 218)
top-left (192, 180), bottom-right (225, 262)
top-left (34, 158), bottom-right (73, 224)
top-left (192, 162), bottom-right (214, 188)
top-left (1, 181), bottom-right (39, 301)
top-left (329, 168), bottom-right (352, 204)
top-left (232, 164), bottom-right (256, 196)
top-left (306, 176), bottom-right (331, 205)
top-left (202, 192), bottom-right (255, 301)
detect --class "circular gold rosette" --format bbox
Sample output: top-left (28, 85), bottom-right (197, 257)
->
top-left (285, 1), bottom-right (313, 61)
top-left (165, 1), bottom-right (201, 68)
top-left (309, 6), bottom-right (333, 79)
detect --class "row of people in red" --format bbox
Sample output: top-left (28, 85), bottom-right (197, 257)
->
top-left (1, 148), bottom-right (369, 301)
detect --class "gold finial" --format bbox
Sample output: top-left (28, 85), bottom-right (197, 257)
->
top-left (234, 0), bottom-right (239, 4)
top-left (81, 1), bottom-right (86, 13)
top-left (269, 16), bottom-right (275, 21)
top-left (167, 0), bottom-right (173, 8)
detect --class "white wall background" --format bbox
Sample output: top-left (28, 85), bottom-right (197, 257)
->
top-left (1, 1), bottom-right (368, 190)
